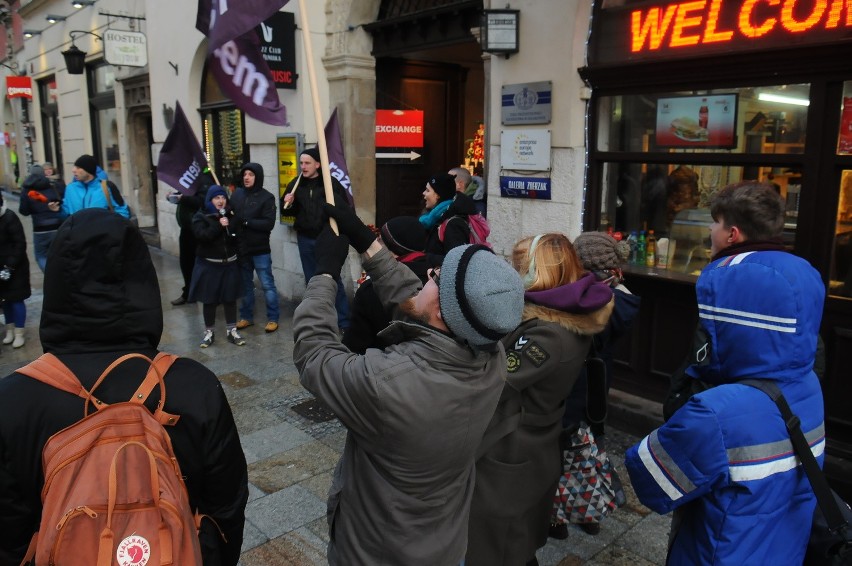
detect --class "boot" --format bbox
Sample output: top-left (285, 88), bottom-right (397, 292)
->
top-left (12, 327), bottom-right (24, 349)
top-left (2, 324), bottom-right (13, 345)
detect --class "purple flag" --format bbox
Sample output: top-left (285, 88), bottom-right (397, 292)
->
top-left (208, 32), bottom-right (287, 126)
top-left (197, 0), bottom-right (290, 52)
top-left (197, 0), bottom-right (288, 126)
top-left (156, 102), bottom-right (209, 196)
top-left (324, 108), bottom-right (354, 206)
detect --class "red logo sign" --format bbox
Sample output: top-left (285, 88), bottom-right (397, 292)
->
top-left (375, 110), bottom-right (424, 148)
top-left (6, 76), bottom-right (33, 100)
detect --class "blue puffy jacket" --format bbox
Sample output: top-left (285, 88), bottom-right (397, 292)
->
top-left (61, 166), bottom-right (130, 219)
top-left (626, 250), bottom-right (826, 565)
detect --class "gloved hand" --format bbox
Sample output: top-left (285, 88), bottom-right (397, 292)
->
top-left (315, 225), bottom-right (350, 277)
top-left (323, 203), bottom-right (376, 254)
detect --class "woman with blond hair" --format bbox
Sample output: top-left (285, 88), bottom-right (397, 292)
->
top-left (466, 233), bottom-right (614, 566)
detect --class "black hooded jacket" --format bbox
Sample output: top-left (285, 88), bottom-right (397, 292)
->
top-left (230, 162), bottom-right (276, 256)
top-left (0, 209), bottom-right (248, 566)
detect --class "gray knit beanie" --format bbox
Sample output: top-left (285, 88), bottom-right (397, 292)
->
top-left (439, 244), bottom-right (524, 347)
top-left (574, 232), bottom-right (630, 271)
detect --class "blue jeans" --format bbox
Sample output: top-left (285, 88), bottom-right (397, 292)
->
top-left (297, 234), bottom-right (350, 329)
top-left (33, 230), bottom-right (57, 272)
top-left (239, 253), bottom-right (280, 322)
top-left (3, 300), bottom-right (26, 327)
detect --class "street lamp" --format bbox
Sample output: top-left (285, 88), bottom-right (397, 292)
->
top-left (61, 30), bottom-right (102, 75)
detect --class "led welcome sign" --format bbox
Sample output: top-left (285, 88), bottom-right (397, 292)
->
top-left (592, 0), bottom-right (852, 65)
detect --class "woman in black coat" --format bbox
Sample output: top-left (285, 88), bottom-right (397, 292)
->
top-left (0, 192), bottom-right (31, 348)
top-left (188, 185), bottom-right (244, 348)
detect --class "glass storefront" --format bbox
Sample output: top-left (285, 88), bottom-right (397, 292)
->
top-left (595, 84), bottom-right (809, 275)
top-left (87, 62), bottom-right (120, 190)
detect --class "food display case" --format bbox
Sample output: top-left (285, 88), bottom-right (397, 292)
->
top-left (667, 208), bottom-right (712, 275)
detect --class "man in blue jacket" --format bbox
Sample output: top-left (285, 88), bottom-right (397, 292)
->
top-left (625, 181), bottom-right (826, 565)
top-left (52, 154), bottom-right (130, 219)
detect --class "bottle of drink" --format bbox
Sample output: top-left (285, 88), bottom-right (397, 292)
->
top-left (699, 99), bottom-right (709, 129)
top-left (645, 229), bottom-right (657, 267)
top-left (637, 231), bottom-right (647, 265)
top-left (626, 231), bottom-right (638, 264)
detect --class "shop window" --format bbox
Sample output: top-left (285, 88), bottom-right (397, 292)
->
top-left (595, 83), bottom-right (808, 275)
top-left (37, 78), bottom-right (62, 176)
top-left (200, 63), bottom-right (247, 190)
top-left (600, 161), bottom-right (798, 276)
top-left (597, 84), bottom-right (809, 155)
top-left (86, 62), bottom-right (120, 191)
top-left (831, 169), bottom-right (852, 298)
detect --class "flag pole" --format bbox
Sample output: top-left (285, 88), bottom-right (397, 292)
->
top-left (297, 0), bottom-right (338, 234)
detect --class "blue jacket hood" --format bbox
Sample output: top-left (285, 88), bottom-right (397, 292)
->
top-left (689, 250), bottom-right (825, 385)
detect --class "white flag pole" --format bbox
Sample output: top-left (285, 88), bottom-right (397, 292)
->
top-left (297, 0), bottom-right (338, 234)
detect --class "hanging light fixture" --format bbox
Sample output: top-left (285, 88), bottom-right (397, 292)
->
top-left (61, 30), bottom-right (102, 75)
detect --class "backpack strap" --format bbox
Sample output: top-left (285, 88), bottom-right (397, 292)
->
top-left (739, 379), bottom-right (849, 537)
top-left (17, 352), bottom-right (181, 426)
top-left (100, 180), bottom-right (114, 213)
top-left (16, 353), bottom-right (104, 406)
top-left (437, 215), bottom-right (468, 243)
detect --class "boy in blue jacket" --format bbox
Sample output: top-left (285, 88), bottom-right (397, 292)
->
top-left (625, 182), bottom-right (826, 565)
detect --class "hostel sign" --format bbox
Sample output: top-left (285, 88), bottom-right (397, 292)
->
top-left (592, 0), bottom-right (852, 65)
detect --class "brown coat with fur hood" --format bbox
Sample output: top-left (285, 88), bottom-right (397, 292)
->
top-left (466, 296), bottom-right (614, 566)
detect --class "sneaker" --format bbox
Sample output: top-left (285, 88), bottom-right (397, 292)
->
top-left (236, 319), bottom-right (253, 329)
top-left (200, 329), bottom-right (214, 348)
top-left (170, 295), bottom-right (187, 306)
top-left (264, 321), bottom-right (279, 333)
top-left (227, 328), bottom-right (246, 346)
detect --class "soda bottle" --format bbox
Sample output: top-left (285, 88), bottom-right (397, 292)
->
top-left (637, 231), bottom-right (647, 265)
top-left (645, 229), bottom-right (657, 267)
top-left (699, 99), bottom-right (709, 129)
top-left (626, 231), bottom-right (638, 264)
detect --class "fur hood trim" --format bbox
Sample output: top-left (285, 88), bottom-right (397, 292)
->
top-left (522, 296), bottom-right (614, 336)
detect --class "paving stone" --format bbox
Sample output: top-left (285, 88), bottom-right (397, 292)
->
top-left (233, 405), bottom-right (283, 436)
top-left (245, 484), bottom-right (325, 540)
top-left (239, 528), bottom-right (326, 566)
top-left (240, 518), bottom-right (268, 553)
top-left (240, 421), bottom-right (314, 465)
top-left (248, 441), bottom-right (340, 493)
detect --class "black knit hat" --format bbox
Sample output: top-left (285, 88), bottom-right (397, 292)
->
top-left (380, 216), bottom-right (426, 256)
top-left (301, 146), bottom-right (321, 165)
top-left (428, 173), bottom-right (457, 203)
top-left (74, 154), bottom-right (98, 177)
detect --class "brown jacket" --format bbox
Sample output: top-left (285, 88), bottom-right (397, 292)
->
top-left (467, 299), bottom-right (613, 565)
top-left (293, 247), bottom-right (507, 565)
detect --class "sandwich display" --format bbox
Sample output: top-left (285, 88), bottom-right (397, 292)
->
top-left (670, 117), bottom-right (708, 141)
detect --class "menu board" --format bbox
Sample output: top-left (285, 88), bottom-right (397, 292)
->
top-left (655, 94), bottom-right (738, 149)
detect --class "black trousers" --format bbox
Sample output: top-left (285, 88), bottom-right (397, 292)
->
top-left (179, 227), bottom-right (196, 299)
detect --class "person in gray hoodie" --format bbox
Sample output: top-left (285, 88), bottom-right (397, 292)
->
top-left (294, 202), bottom-right (524, 565)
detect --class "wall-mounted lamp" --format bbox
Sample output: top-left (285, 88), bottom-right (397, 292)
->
top-left (481, 9), bottom-right (520, 57)
top-left (46, 14), bottom-right (67, 24)
top-left (72, 0), bottom-right (96, 7)
top-left (23, 30), bottom-right (42, 38)
top-left (62, 30), bottom-right (102, 75)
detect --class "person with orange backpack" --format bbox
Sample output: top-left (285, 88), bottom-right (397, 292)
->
top-left (0, 209), bottom-right (248, 565)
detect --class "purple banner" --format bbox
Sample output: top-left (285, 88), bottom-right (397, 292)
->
top-left (156, 102), bottom-right (209, 196)
top-left (198, 0), bottom-right (288, 126)
top-left (209, 32), bottom-right (287, 126)
top-left (197, 0), bottom-right (290, 52)
top-left (324, 108), bottom-right (353, 206)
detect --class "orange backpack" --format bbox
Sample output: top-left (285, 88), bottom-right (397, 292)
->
top-left (16, 352), bottom-right (204, 566)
